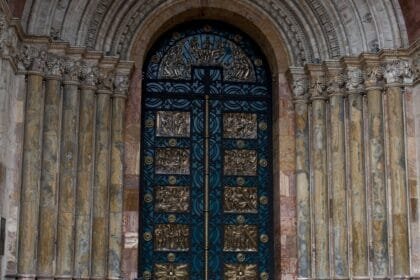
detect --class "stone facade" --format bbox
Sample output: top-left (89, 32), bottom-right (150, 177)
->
top-left (0, 0), bottom-right (419, 279)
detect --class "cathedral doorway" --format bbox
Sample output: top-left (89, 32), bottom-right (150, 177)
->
top-left (139, 21), bottom-right (274, 279)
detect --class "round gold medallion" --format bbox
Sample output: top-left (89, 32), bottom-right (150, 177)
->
top-left (143, 232), bottom-right (152, 241)
top-left (236, 253), bottom-right (245, 262)
top-left (259, 159), bottom-right (268, 167)
top-left (259, 195), bottom-right (268, 205)
top-left (260, 234), bottom-right (269, 243)
top-left (145, 156), bottom-right (153, 165)
top-left (260, 272), bottom-right (269, 280)
top-left (168, 214), bottom-right (177, 223)
top-left (236, 177), bottom-right (245, 186)
top-left (236, 140), bottom-right (245, 148)
top-left (145, 118), bottom-right (154, 128)
top-left (168, 138), bottom-right (177, 147)
top-left (143, 270), bottom-right (152, 280)
top-left (259, 122), bottom-right (267, 130)
top-left (236, 215), bottom-right (245, 224)
top-left (144, 193), bottom-right (153, 203)
top-left (168, 176), bottom-right (177, 185)
top-left (167, 253), bottom-right (176, 262)
top-left (254, 58), bottom-right (263, 67)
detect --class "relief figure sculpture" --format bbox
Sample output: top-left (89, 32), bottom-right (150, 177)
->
top-left (155, 186), bottom-right (190, 212)
top-left (223, 113), bottom-right (257, 139)
top-left (154, 224), bottom-right (189, 251)
top-left (224, 150), bottom-right (257, 176)
top-left (155, 148), bottom-right (190, 175)
top-left (223, 225), bottom-right (258, 252)
top-left (156, 111), bottom-right (190, 137)
top-left (223, 187), bottom-right (258, 213)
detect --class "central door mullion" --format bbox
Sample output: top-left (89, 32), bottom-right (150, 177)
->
top-left (204, 94), bottom-right (210, 280)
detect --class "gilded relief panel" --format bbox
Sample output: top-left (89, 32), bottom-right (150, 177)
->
top-left (155, 186), bottom-right (190, 213)
top-left (156, 111), bottom-right (191, 137)
top-left (223, 225), bottom-right (258, 252)
top-left (154, 224), bottom-right (189, 251)
top-left (223, 113), bottom-right (257, 139)
top-left (223, 150), bottom-right (257, 176)
top-left (224, 264), bottom-right (258, 280)
top-left (223, 187), bottom-right (258, 213)
top-left (154, 263), bottom-right (189, 280)
top-left (155, 148), bottom-right (190, 175)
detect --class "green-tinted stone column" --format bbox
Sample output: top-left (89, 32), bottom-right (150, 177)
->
top-left (384, 61), bottom-right (410, 277)
top-left (345, 66), bottom-right (368, 277)
top-left (37, 56), bottom-right (62, 279)
top-left (74, 65), bottom-right (97, 279)
top-left (17, 62), bottom-right (45, 280)
top-left (364, 65), bottom-right (389, 277)
top-left (91, 69), bottom-right (113, 278)
top-left (326, 63), bottom-right (348, 277)
top-left (307, 66), bottom-right (329, 278)
top-left (108, 74), bottom-right (129, 279)
top-left (56, 61), bottom-right (80, 279)
top-left (289, 68), bottom-right (311, 278)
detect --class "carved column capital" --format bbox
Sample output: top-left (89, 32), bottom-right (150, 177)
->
top-left (63, 59), bottom-right (80, 84)
top-left (79, 62), bottom-right (99, 90)
top-left (326, 70), bottom-right (345, 97)
top-left (45, 54), bottom-right (63, 80)
top-left (287, 67), bottom-right (309, 103)
top-left (113, 73), bottom-right (129, 99)
top-left (382, 60), bottom-right (404, 87)
top-left (363, 64), bottom-right (383, 90)
top-left (309, 75), bottom-right (326, 100)
top-left (15, 45), bottom-right (47, 75)
top-left (345, 67), bottom-right (364, 95)
top-left (97, 68), bottom-right (115, 94)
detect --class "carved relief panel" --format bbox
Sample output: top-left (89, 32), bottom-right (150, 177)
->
top-left (156, 111), bottom-right (191, 137)
top-left (154, 224), bottom-right (190, 251)
top-left (223, 225), bottom-right (258, 252)
top-left (155, 186), bottom-right (190, 212)
top-left (224, 264), bottom-right (258, 280)
top-left (223, 113), bottom-right (257, 139)
top-left (223, 187), bottom-right (258, 213)
top-left (154, 263), bottom-right (189, 279)
top-left (223, 149), bottom-right (258, 176)
top-left (155, 148), bottom-right (190, 175)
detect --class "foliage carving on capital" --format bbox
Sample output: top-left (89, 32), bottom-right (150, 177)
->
top-left (327, 71), bottom-right (345, 95)
top-left (400, 60), bottom-right (415, 85)
top-left (63, 59), bottom-right (81, 81)
top-left (114, 74), bottom-right (130, 94)
top-left (309, 76), bottom-right (326, 99)
top-left (46, 54), bottom-right (64, 77)
top-left (345, 68), bottom-right (364, 92)
top-left (291, 77), bottom-right (308, 99)
top-left (363, 65), bottom-right (383, 88)
top-left (15, 45), bottom-right (47, 72)
top-left (79, 62), bottom-right (99, 87)
top-left (97, 68), bottom-right (115, 91)
top-left (383, 60), bottom-right (403, 85)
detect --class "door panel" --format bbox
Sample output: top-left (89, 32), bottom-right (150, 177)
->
top-left (140, 21), bottom-right (273, 280)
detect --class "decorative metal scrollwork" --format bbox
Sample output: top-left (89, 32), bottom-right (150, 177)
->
top-left (154, 224), bottom-right (190, 251)
top-left (155, 148), bottom-right (190, 175)
top-left (224, 150), bottom-right (257, 176)
top-left (156, 111), bottom-right (191, 137)
top-left (223, 225), bottom-right (258, 252)
top-left (154, 263), bottom-right (189, 280)
top-left (224, 264), bottom-right (258, 280)
top-left (223, 187), bottom-right (258, 213)
top-left (155, 186), bottom-right (190, 213)
top-left (223, 113), bottom-right (257, 139)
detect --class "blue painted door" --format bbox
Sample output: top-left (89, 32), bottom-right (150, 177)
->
top-left (140, 21), bottom-right (273, 280)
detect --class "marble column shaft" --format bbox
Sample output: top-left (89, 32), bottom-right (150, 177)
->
top-left (366, 84), bottom-right (389, 276)
top-left (56, 79), bottom-right (79, 277)
top-left (91, 89), bottom-right (112, 278)
top-left (37, 75), bottom-right (61, 278)
top-left (328, 88), bottom-right (348, 277)
top-left (293, 86), bottom-right (311, 277)
top-left (108, 91), bottom-right (126, 279)
top-left (347, 89), bottom-right (368, 276)
top-left (386, 84), bottom-right (409, 276)
top-left (17, 71), bottom-right (44, 279)
top-left (310, 76), bottom-right (329, 278)
top-left (74, 84), bottom-right (96, 278)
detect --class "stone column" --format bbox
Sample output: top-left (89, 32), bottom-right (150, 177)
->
top-left (289, 68), bottom-right (311, 278)
top-left (383, 60), bottom-right (410, 276)
top-left (345, 65), bottom-right (368, 276)
top-left (307, 65), bottom-right (329, 278)
top-left (17, 48), bottom-right (46, 280)
top-left (56, 60), bottom-right (80, 279)
top-left (108, 73), bottom-right (129, 279)
top-left (37, 55), bottom-right (62, 279)
top-left (73, 64), bottom-right (97, 278)
top-left (325, 62), bottom-right (348, 277)
top-left (91, 69), bottom-right (113, 278)
top-left (364, 63), bottom-right (388, 276)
